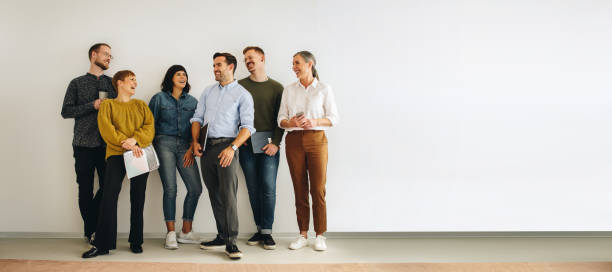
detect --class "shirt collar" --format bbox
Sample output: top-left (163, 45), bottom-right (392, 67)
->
top-left (163, 91), bottom-right (187, 99)
top-left (218, 80), bottom-right (238, 90)
top-left (298, 78), bottom-right (318, 90)
top-left (86, 73), bottom-right (105, 79)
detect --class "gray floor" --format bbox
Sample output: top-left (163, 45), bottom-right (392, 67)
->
top-left (1, 236), bottom-right (612, 263)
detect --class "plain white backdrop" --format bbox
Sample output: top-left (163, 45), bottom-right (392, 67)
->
top-left (1, 0), bottom-right (612, 234)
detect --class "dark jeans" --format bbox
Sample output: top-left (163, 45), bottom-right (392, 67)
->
top-left (93, 155), bottom-right (148, 251)
top-left (201, 139), bottom-right (240, 246)
top-left (238, 142), bottom-right (279, 234)
top-left (73, 145), bottom-right (106, 238)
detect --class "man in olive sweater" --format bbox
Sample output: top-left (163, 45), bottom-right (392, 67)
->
top-left (238, 46), bottom-right (284, 250)
top-left (61, 43), bottom-right (116, 242)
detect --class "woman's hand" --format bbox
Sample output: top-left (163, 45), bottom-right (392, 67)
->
top-left (183, 145), bottom-right (195, 167)
top-left (131, 146), bottom-right (143, 158)
top-left (121, 138), bottom-right (138, 150)
top-left (289, 116), bottom-right (302, 128)
top-left (298, 117), bottom-right (318, 129)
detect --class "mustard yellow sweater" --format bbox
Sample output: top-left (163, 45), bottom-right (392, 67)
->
top-left (97, 99), bottom-right (155, 159)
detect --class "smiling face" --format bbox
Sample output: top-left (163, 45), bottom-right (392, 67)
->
top-left (213, 56), bottom-right (233, 83)
top-left (118, 75), bottom-right (137, 96)
top-left (92, 45), bottom-right (112, 70)
top-left (292, 54), bottom-right (312, 79)
top-left (244, 49), bottom-right (264, 74)
top-left (172, 70), bottom-right (187, 90)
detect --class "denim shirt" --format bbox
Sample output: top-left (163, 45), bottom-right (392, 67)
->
top-left (149, 91), bottom-right (198, 140)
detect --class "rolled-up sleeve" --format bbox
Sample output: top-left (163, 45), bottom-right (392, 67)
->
top-left (324, 86), bottom-right (339, 126)
top-left (238, 91), bottom-right (256, 135)
top-left (190, 89), bottom-right (206, 125)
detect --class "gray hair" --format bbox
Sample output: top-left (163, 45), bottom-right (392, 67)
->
top-left (294, 51), bottom-right (319, 80)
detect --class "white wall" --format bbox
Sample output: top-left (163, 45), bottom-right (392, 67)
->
top-left (1, 0), bottom-right (612, 234)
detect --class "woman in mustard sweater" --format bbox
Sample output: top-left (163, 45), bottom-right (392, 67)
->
top-left (82, 70), bottom-right (155, 258)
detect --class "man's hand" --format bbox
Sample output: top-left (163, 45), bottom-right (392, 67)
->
top-left (218, 147), bottom-right (235, 168)
top-left (131, 146), bottom-right (143, 158)
top-left (262, 143), bottom-right (279, 156)
top-left (183, 145), bottom-right (195, 167)
top-left (193, 142), bottom-right (203, 157)
top-left (93, 99), bottom-right (103, 110)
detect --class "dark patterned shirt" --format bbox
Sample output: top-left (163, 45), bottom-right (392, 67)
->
top-left (61, 73), bottom-right (116, 147)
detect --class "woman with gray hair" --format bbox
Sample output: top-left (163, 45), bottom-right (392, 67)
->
top-left (278, 51), bottom-right (339, 251)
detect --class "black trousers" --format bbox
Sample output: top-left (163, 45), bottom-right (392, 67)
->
top-left (73, 145), bottom-right (106, 238)
top-left (93, 155), bottom-right (148, 251)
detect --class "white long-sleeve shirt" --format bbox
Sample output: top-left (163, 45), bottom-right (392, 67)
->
top-left (277, 78), bottom-right (339, 132)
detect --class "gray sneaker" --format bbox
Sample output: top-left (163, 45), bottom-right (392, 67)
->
top-left (177, 231), bottom-right (201, 244)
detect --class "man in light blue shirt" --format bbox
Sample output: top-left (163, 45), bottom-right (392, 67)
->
top-left (190, 52), bottom-right (255, 260)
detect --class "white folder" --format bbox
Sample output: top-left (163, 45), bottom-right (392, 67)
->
top-left (123, 145), bottom-right (160, 179)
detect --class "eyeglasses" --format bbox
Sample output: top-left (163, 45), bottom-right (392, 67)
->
top-left (99, 51), bottom-right (113, 59)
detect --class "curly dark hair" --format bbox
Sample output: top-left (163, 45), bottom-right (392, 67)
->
top-left (161, 64), bottom-right (190, 93)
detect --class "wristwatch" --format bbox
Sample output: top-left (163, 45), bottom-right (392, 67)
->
top-left (230, 144), bottom-right (238, 151)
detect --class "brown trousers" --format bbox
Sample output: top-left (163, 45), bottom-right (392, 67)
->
top-left (285, 130), bottom-right (328, 234)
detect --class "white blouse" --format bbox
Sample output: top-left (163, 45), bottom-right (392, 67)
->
top-left (277, 78), bottom-right (339, 132)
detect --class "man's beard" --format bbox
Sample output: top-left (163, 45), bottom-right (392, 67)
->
top-left (94, 59), bottom-right (109, 70)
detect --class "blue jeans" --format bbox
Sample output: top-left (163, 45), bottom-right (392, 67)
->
top-left (154, 135), bottom-right (202, 222)
top-left (238, 143), bottom-right (279, 234)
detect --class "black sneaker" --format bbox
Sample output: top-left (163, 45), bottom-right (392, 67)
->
top-left (247, 232), bottom-right (262, 246)
top-left (225, 245), bottom-right (242, 260)
top-left (200, 235), bottom-right (226, 250)
top-left (261, 234), bottom-right (276, 250)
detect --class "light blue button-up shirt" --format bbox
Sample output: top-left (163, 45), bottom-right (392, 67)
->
top-left (190, 80), bottom-right (256, 138)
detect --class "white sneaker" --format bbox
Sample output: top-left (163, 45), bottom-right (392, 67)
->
top-left (177, 231), bottom-right (201, 244)
top-left (289, 235), bottom-right (308, 250)
top-left (165, 231), bottom-right (178, 250)
top-left (314, 235), bottom-right (327, 251)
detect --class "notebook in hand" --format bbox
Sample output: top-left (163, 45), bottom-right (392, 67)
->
top-left (251, 131), bottom-right (273, 154)
top-left (198, 123), bottom-right (208, 152)
top-left (123, 145), bottom-right (160, 179)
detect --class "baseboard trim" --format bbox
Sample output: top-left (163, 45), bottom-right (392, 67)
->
top-left (2, 231), bottom-right (612, 239)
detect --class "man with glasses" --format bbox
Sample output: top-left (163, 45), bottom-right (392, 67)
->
top-left (61, 43), bottom-right (116, 243)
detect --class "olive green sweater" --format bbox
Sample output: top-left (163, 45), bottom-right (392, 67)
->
top-left (238, 77), bottom-right (284, 146)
